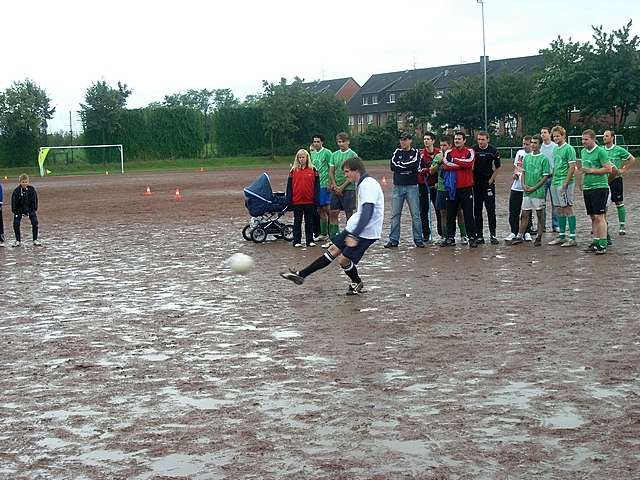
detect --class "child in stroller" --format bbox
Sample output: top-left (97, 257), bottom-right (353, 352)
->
top-left (242, 172), bottom-right (293, 243)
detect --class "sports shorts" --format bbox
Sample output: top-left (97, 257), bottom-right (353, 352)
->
top-left (521, 196), bottom-right (545, 211)
top-left (609, 176), bottom-right (623, 203)
top-left (550, 183), bottom-right (575, 207)
top-left (318, 187), bottom-right (331, 206)
top-left (583, 188), bottom-right (608, 216)
top-left (332, 229), bottom-right (377, 265)
top-left (330, 190), bottom-right (356, 213)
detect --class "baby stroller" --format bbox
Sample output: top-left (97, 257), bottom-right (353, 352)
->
top-left (242, 172), bottom-right (294, 243)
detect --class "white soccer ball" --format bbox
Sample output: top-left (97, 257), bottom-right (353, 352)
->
top-left (228, 253), bottom-right (255, 274)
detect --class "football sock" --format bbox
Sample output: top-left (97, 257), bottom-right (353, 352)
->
top-left (299, 251), bottom-right (334, 278)
top-left (568, 216), bottom-right (576, 239)
top-left (617, 204), bottom-right (626, 227)
top-left (558, 216), bottom-right (567, 239)
top-left (342, 261), bottom-right (362, 284)
top-left (320, 219), bottom-right (328, 236)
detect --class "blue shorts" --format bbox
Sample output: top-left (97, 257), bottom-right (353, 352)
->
top-left (319, 187), bottom-right (331, 206)
top-left (331, 230), bottom-right (377, 265)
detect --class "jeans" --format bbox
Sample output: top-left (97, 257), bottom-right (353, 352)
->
top-left (388, 184), bottom-right (423, 245)
top-left (473, 183), bottom-right (497, 238)
top-left (418, 183), bottom-right (432, 240)
top-left (543, 178), bottom-right (558, 230)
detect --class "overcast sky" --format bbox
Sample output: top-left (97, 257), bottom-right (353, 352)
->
top-left (3, 0), bottom-right (638, 132)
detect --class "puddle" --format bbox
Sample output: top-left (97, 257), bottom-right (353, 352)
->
top-left (272, 330), bottom-right (302, 340)
top-left (36, 437), bottom-right (73, 449)
top-left (160, 387), bottom-right (232, 410)
top-left (79, 448), bottom-right (129, 466)
top-left (484, 381), bottom-right (544, 409)
top-left (542, 405), bottom-right (586, 429)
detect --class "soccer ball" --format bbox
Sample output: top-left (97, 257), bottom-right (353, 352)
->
top-left (228, 253), bottom-right (254, 274)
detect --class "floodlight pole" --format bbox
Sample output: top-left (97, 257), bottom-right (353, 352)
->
top-left (478, 0), bottom-right (488, 132)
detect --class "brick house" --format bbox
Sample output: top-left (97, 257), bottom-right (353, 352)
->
top-left (302, 77), bottom-right (361, 103)
top-left (347, 55), bottom-right (544, 134)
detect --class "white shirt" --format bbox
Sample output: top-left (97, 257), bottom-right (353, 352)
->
top-left (346, 176), bottom-right (384, 239)
top-left (540, 142), bottom-right (557, 173)
top-left (511, 149), bottom-right (526, 191)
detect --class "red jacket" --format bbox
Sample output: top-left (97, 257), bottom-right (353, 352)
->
top-left (419, 147), bottom-right (440, 186)
top-left (287, 167), bottom-right (319, 205)
top-left (443, 146), bottom-right (475, 188)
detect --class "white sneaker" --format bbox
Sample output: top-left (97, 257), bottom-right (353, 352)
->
top-left (33, 239), bottom-right (43, 246)
top-left (321, 241), bottom-right (332, 249)
top-left (524, 233), bottom-right (532, 242)
top-left (314, 235), bottom-right (327, 242)
top-left (0, 241), bottom-right (4, 248)
top-left (11, 241), bottom-right (21, 248)
top-left (307, 242), bottom-right (317, 247)
top-left (460, 236), bottom-right (469, 245)
top-left (504, 233), bottom-right (516, 241)
top-left (293, 243), bottom-right (303, 248)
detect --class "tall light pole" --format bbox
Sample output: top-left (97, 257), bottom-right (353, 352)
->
top-left (477, 0), bottom-right (488, 132)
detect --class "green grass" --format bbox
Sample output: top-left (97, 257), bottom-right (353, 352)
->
top-left (0, 157), bottom-right (389, 178)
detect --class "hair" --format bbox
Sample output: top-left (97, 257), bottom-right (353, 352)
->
top-left (477, 131), bottom-right (489, 139)
top-left (439, 135), bottom-right (452, 145)
top-left (540, 126), bottom-right (551, 134)
top-left (531, 134), bottom-right (542, 144)
top-left (582, 129), bottom-right (596, 139)
top-left (312, 134), bottom-right (325, 143)
top-left (336, 132), bottom-right (350, 142)
top-left (19, 174), bottom-right (29, 182)
top-left (523, 135), bottom-right (532, 142)
top-left (454, 131), bottom-right (466, 140)
top-left (343, 156), bottom-right (366, 174)
top-left (551, 125), bottom-right (566, 137)
top-left (604, 129), bottom-right (615, 137)
top-left (291, 149), bottom-right (312, 171)
top-left (423, 131), bottom-right (436, 141)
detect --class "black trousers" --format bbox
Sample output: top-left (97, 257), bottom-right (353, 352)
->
top-left (418, 183), bottom-right (431, 240)
top-left (508, 190), bottom-right (532, 235)
top-left (292, 204), bottom-right (315, 245)
top-left (474, 183), bottom-right (496, 238)
top-left (428, 186), bottom-right (442, 237)
top-left (446, 187), bottom-right (475, 240)
top-left (14, 212), bottom-right (38, 242)
top-left (311, 207), bottom-right (320, 237)
top-left (0, 207), bottom-right (4, 242)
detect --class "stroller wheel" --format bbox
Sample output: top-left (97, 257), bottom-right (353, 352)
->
top-left (251, 227), bottom-right (267, 243)
top-left (282, 225), bottom-right (294, 242)
top-left (242, 224), bottom-right (253, 241)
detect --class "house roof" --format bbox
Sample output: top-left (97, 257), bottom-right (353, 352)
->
top-left (302, 77), bottom-right (357, 96)
top-left (347, 55), bottom-right (544, 115)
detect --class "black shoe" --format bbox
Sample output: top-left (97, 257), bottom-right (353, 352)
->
top-left (534, 236), bottom-right (542, 247)
top-left (595, 246), bottom-right (607, 255)
top-left (414, 243), bottom-right (425, 248)
top-left (490, 236), bottom-right (499, 245)
top-left (475, 237), bottom-right (485, 245)
top-left (510, 236), bottom-right (524, 245)
top-left (384, 242), bottom-right (398, 248)
top-left (346, 281), bottom-right (364, 295)
top-left (607, 238), bottom-right (613, 246)
top-left (584, 243), bottom-right (598, 253)
top-left (469, 238), bottom-right (478, 248)
top-left (280, 269), bottom-right (304, 285)
top-left (439, 238), bottom-right (455, 247)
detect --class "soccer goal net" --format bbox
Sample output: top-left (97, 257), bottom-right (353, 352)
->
top-left (37, 144), bottom-right (124, 176)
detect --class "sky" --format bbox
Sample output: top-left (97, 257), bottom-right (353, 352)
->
top-left (2, 0), bottom-right (639, 133)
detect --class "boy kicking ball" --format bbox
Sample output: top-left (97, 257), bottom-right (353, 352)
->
top-left (11, 174), bottom-right (42, 247)
top-left (280, 157), bottom-right (383, 295)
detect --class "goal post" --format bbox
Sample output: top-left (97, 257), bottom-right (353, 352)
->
top-left (37, 144), bottom-right (124, 176)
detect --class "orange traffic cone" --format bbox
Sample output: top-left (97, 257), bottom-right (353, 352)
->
top-left (143, 186), bottom-right (152, 196)
top-left (175, 187), bottom-right (182, 201)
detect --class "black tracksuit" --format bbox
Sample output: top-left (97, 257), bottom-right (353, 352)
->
top-left (472, 144), bottom-right (500, 238)
top-left (11, 185), bottom-right (39, 242)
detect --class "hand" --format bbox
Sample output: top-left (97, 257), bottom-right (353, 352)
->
top-left (488, 178), bottom-right (495, 185)
top-left (335, 186), bottom-right (344, 196)
top-left (524, 186), bottom-right (533, 193)
top-left (619, 166), bottom-right (626, 175)
top-left (345, 234), bottom-right (359, 247)
top-left (562, 181), bottom-right (568, 190)
top-left (328, 183), bottom-right (335, 192)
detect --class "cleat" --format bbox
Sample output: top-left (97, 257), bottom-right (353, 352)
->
top-left (510, 236), bottom-right (523, 245)
top-left (490, 236), bottom-right (499, 245)
top-left (439, 238), bottom-right (455, 247)
top-left (561, 239), bottom-right (577, 247)
top-left (33, 239), bottom-right (43, 246)
top-left (475, 237), bottom-right (485, 245)
top-left (594, 247), bottom-right (607, 255)
top-left (524, 233), bottom-right (532, 242)
top-left (504, 233), bottom-right (516, 242)
top-left (534, 236), bottom-right (542, 247)
top-left (469, 238), bottom-right (478, 248)
top-left (548, 237), bottom-right (565, 245)
top-left (619, 228), bottom-right (626, 236)
top-left (346, 281), bottom-right (364, 296)
top-left (307, 242), bottom-right (317, 247)
top-left (460, 236), bottom-right (469, 245)
top-left (607, 238), bottom-right (612, 246)
top-left (384, 242), bottom-right (398, 249)
top-left (293, 243), bottom-right (303, 248)
top-left (314, 235), bottom-right (327, 242)
top-left (584, 243), bottom-right (598, 253)
top-left (11, 241), bottom-right (21, 248)
top-left (280, 269), bottom-right (304, 285)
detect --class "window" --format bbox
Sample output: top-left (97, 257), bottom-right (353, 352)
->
top-left (357, 115), bottom-right (364, 125)
top-left (367, 114), bottom-right (374, 124)
top-left (435, 90), bottom-right (444, 99)
top-left (348, 116), bottom-right (355, 126)
top-left (362, 96), bottom-right (369, 105)
top-left (388, 93), bottom-right (396, 103)
top-left (371, 95), bottom-right (378, 105)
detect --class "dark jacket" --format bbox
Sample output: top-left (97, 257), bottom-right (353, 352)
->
top-left (11, 185), bottom-right (38, 215)
top-left (390, 148), bottom-right (421, 186)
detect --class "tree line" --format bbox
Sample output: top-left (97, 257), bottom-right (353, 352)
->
top-left (0, 20), bottom-right (638, 167)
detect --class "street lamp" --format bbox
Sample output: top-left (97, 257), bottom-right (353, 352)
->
top-left (477, 0), bottom-right (488, 132)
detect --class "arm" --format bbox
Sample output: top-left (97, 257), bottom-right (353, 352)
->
top-left (442, 151), bottom-right (460, 171)
top-left (524, 174), bottom-right (549, 193)
top-left (314, 170), bottom-right (320, 205)
top-left (620, 153), bottom-right (636, 174)
top-left (488, 150), bottom-right (501, 184)
top-left (562, 163), bottom-right (576, 188)
top-left (11, 189), bottom-right (17, 214)
top-left (347, 203), bottom-right (374, 239)
top-left (33, 188), bottom-right (38, 212)
top-left (452, 149), bottom-right (474, 169)
top-left (581, 163), bottom-right (612, 175)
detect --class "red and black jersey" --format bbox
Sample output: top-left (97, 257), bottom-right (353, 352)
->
top-left (442, 146), bottom-right (475, 189)
top-left (419, 147), bottom-right (440, 186)
top-left (287, 167), bottom-right (319, 205)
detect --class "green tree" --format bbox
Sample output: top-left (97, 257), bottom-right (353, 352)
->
top-left (436, 76), bottom-right (485, 133)
top-left (260, 78), bottom-right (299, 159)
top-left (581, 20), bottom-right (640, 128)
top-left (80, 80), bottom-right (131, 146)
top-left (0, 79), bottom-right (55, 166)
top-left (396, 81), bottom-right (436, 133)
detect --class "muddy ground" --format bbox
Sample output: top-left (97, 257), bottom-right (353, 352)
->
top-left (0, 165), bottom-right (638, 479)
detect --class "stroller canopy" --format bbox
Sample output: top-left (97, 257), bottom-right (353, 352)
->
top-left (244, 172), bottom-right (274, 203)
top-left (244, 172), bottom-right (288, 217)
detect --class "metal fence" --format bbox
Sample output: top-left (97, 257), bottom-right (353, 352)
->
top-left (497, 144), bottom-right (640, 159)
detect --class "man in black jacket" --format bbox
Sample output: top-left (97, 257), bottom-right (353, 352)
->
top-left (472, 132), bottom-right (501, 244)
top-left (11, 174), bottom-right (41, 247)
top-left (384, 132), bottom-right (424, 248)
